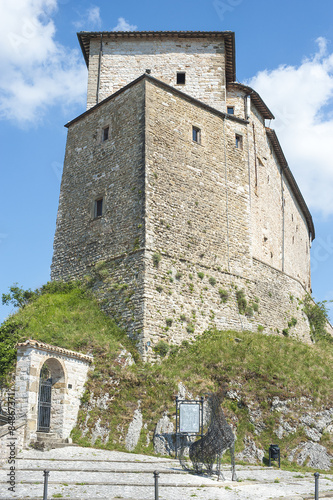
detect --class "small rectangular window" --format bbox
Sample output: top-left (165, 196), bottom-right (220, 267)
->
top-left (102, 126), bottom-right (109, 142)
top-left (227, 106), bottom-right (234, 115)
top-left (192, 126), bottom-right (201, 144)
top-left (177, 72), bottom-right (186, 85)
top-left (235, 134), bottom-right (243, 150)
top-left (95, 198), bottom-right (103, 218)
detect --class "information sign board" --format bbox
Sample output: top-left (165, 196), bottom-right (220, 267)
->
top-left (179, 403), bottom-right (200, 433)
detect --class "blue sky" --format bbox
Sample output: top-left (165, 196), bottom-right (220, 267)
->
top-left (1, 0), bottom-right (333, 324)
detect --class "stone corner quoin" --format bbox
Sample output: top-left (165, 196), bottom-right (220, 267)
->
top-left (51, 31), bottom-right (315, 358)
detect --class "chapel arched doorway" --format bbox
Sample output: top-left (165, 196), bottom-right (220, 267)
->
top-left (37, 358), bottom-right (65, 436)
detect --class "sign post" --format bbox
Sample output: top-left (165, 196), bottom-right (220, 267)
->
top-left (175, 396), bottom-right (204, 458)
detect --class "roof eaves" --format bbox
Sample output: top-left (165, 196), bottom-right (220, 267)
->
top-left (228, 82), bottom-right (274, 120)
top-left (266, 128), bottom-right (315, 240)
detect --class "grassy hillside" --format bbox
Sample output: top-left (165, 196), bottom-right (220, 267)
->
top-left (1, 281), bottom-right (332, 471)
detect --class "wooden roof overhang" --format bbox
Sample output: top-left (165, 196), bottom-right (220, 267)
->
top-left (227, 82), bottom-right (275, 120)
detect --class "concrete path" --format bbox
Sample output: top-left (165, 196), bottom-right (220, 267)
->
top-left (0, 446), bottom-right (332, 499)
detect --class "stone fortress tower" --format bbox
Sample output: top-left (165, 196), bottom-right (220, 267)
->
top-left (51, 31), bottom-right (315, 357)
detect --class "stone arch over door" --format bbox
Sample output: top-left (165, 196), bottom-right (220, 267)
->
top-left (37, 358), bottom-right (66, 437)
top-left (15, 340), bottom-right (93, 446)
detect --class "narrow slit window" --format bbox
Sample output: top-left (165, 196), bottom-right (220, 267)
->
top-left (177, 72), bottom-right (186, 85)
top-left (102, 126), bottom-right (109, 142)
top-left (235, 134), bottom-right (243, 150)
top-left (95, 198), bottom-right (103, 218)
top-left (192, 126), bottom-right (201, 144)
top-left (227, 106), bottom-right (234, 115)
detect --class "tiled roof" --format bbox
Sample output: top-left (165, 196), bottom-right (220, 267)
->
top-left (16, 339), bottom-right (93, 363)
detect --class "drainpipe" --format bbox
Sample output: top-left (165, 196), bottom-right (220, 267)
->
top-left (281, 169), bottom-right (285, 272)
top-left (245, 95), bottom-right (252, 260)
top-left (96, 34), bottom-right (103, 105)
top-left (246, 95), bottom-right (251, 120)
top-left (223, 118), bottom-right (231, 274)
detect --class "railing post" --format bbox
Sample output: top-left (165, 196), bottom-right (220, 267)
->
top-left (43, 470), bottom-right (49, 500)
top-left (154, 470), bottom-right (159, 500)
top-left (314, 472), bottom-right (319, 500)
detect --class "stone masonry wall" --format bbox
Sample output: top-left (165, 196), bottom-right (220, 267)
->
top-left (87, 36), bottom-right (226, 113)
top-left (51, 80), bottom-right (147, 340)
top-left (145, 78), bottom-right (251, 278)
top-left (141, 79), bottom-right (311, 356)
top-left (52, 74), bottom-right (313, 358)
top-left (15, 343), bottom-right (92, 444)
top-left (227, 86), bottom-right (311, 291)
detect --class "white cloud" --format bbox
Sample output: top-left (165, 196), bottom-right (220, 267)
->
top-left (112, 17), bottom-right (137, 32)
top-left (0, 0), bottom-right (86, 125)
top-left (247, 38), bottom-right (333, 216)
top-left (73, 6), bottom-right (102, 30)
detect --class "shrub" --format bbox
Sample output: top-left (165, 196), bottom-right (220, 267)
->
top-left (253, 302), bottom-right (259, 312)
top-left (197, 272), bottom-right (205, 280)
top-left (303, 295), bottom-right (332, 342)
top-left (2, 283), bottom-right (37, 308)
top-left (175, 272), bottom-right (182, 280)
top-left (156, 286), bottom-right (163, 293)
top-left (152, 252), bottom-right (161, 267)
top-left (186, 324), bottom-right (195, 334)
top-left (236, 290), bottom-right (247, 315)
top-left (166, 318), bottom-right (173, 327)
top-left (288, 317), bottom-right (297, 328)
top-left (245, 307), bottom-right (253, 318)
top-left (209, 277), bottom-right (216, 286)
top-left (153, 341), bottom-right (169, 357)
top-left (218, 288), bottom-right (228, 303)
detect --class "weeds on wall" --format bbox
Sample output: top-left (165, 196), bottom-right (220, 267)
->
top-left (236, 289), bottom-right (247, 315)
top-left (302, 295), bottom-right (332, 343)
top-left (218, 288), bottom-right (229, 303)
top-left (208, 277), bottom-right (216, 286)
top-left (152, 252), bottom-right (161, 267)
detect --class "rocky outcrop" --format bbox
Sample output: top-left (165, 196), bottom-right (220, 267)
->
top-left (125, 404), bottom-right (143, 452)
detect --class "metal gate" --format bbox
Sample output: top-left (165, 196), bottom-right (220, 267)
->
top-left (37, 376), bottom-right (52, 432)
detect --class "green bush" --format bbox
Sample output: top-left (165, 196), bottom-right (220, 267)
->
top-left (152, 252), bottom-right (161, 267)
top-left (245, 307), bottom-right (253, 318)
top-left (153, 340), bottom-right (170, 357)
top-left (218, 288), bottom-right (229, 303)
top-left (197, 272), bottom-right (205, 280)
top-left (236, 290), bottom-right (247, 315)
top-left (288, 317), bottom-right (297, 328)
top-left (209, 277), bottom-right (216, 286)
top-left (303, 295), bottom-right (332, 342)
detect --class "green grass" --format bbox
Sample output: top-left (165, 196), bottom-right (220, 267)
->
top-left (1, 281), bottom-right (332, 472)
top-left (0, 281), bottom-right (135, 384)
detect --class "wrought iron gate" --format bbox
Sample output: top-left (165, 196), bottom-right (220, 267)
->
top-left (37, 377), bottom-right (52, 432)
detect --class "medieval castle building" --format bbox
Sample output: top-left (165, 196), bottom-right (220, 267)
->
top-left (51, 31), bottom-right (315, 358)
